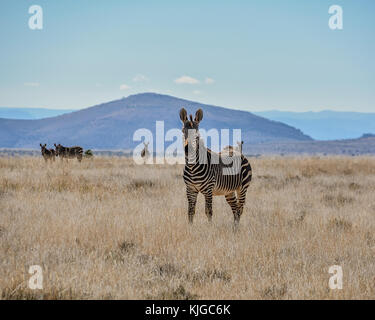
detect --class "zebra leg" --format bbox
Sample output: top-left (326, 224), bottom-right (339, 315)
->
top-left (235, 186), bottom-right (249, 226)
top-left (186, 188), bottom-right (198, 224)
top-left (225, 192), bottom-right (239, 222)
top-left (203, 190), bottom-right (213, 222)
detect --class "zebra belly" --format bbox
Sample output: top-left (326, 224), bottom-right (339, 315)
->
top-left (212, 188), bottom-right (233, 196)
top-left (212, 173), bottom-right (242, 196)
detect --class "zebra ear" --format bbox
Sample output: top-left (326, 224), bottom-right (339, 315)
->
top-left (179, 108), bottom-right (187, 122)
top-left (194, 109), bottom-right (203, 123)
top-left (44, 144), bottom-right (47, 147)
top-left (54, 143), bottom-right (57, 147)
top-left (40, 143), bottom-right (42, 147)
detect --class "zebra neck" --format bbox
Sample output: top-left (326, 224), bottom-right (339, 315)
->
top-left (184, 142), bottom-right (210, 168)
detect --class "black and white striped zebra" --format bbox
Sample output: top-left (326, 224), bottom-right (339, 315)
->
top-left (40, 143), bottom-right (56, 162)
top-left (141, 142), bottom-right (150, 161)
top-left (54, 143), bottom-right (83, 162)
top-left (179, 108), bottom-right (252, 228)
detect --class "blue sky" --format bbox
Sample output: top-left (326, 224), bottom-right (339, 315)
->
top-left (0, 0), bottom-right (374, 112)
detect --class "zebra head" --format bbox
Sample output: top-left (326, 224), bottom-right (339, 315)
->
top-left (54, 143), bottom-right (63, 156)
top-left (179, 108), bottom-right (203, 146)
top-left (40, 143), bottom-right (47, 152)
top-left (180, 108), bottom-right (204, 164)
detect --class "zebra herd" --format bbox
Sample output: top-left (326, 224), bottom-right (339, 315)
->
top-left (39, 108), bottom-right (252, 228)
top-left (40, 143), bottom-right (83, 162)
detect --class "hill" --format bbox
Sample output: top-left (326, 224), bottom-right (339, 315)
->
top-left (0, 93), bottom-right (312, 149)
top-left (253, 110), bottom-right (375, 141)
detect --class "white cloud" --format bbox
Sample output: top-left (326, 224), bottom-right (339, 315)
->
top-left (24, 82), bottom-right (40, 87)
top-left (193, 90), bottom-right (202, 95)
top-left (133, 74), bottom-right (148, 82)
top-left (174, 76), bottom-right (200, 85)
top-left (120, 84), bottom-right (131, 90)
top-left (205, 77), bottom-right (215, 84)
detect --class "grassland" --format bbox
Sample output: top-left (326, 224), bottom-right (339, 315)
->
top-left (0, 156), bottom-right (374, 299)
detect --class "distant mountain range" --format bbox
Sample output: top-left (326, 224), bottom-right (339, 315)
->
top-left (244, 135), bottom-right (375, 156)
top-left (0, 93), bottom-right (311, 150)
top-left (2, 105), bottom-right (375, 142)
top-left (253, 110), bottom-right (375, 141)
top-left (0, 107), bottom-right (74, 120)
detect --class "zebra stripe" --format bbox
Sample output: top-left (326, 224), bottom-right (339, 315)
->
top-left (54, 144), bottom-right (83, 162)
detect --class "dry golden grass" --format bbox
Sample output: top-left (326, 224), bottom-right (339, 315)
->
top-left (0, 156), bottom-right (374, 300)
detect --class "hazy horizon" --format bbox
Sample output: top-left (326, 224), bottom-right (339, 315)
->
top-left (1, 92), bottom-right (375, 114)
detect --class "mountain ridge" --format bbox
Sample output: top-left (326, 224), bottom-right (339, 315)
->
top-left (0, 107), bottom-right (75, 120)
top-left (0, 93), bottom-right (312, 149)
top-left (253, 110), bottom-right (375, 140)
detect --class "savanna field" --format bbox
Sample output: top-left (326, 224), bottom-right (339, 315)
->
top-left (0, 156), bottom-right (374, 299)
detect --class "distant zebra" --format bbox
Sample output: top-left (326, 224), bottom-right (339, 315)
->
top-left (54, 143), bottom-right (83, 162)
top-left (141, 141), bottom-right (150, 161)
top-left (40, 143), bottom-right (56, 162)
top-left (84, 149), bottom-right (94, 158)
top-left (222, 141), bottom-right (244, 156)
top-left (237, 141), bottom-right (243, 154)
top-left (179, 108), bottom-right (252, 229)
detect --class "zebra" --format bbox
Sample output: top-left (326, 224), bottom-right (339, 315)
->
top-left (222, 141), bottom-right (244, 156)
top-left (54, 143), bottom-right (83, 162)
top-left (237, 141), bottom-right (244, 154)
top-left (40, 143), bottom-right (56, 162)
top-left (179, 108), bottom-right (252, 229)
top-left (141, 142), bottom-right (150, 162)
top-left (84, 149), bottom-right (94, 158)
